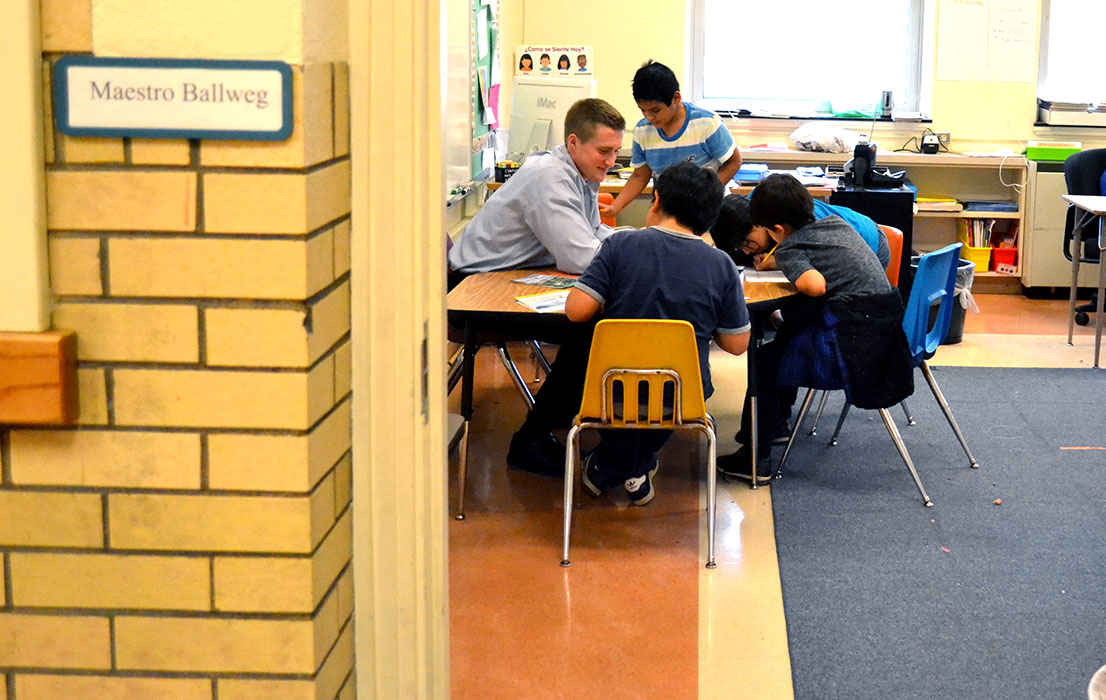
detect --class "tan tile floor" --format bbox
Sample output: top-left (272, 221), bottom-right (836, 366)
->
top-left (449, 294), bottom-right (1101, 699)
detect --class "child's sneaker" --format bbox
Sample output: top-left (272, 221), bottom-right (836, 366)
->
top-left (716, 446), bottom-right (773, 484)
top-left (581, 451), bottom-right (605, 497)
top-left (623, 460), bottom-right (659, 506)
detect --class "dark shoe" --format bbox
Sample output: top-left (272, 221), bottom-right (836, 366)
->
top-left (581, 451), bottom-right (605, 497)
top-left (623, 459), bottom-right (659, 506)
top-left (772, 419), bottom-right (793, 446)
top-left (717, 446), bottom-right (773, 484)
top-left (507, 431), bottom-right (564, 477)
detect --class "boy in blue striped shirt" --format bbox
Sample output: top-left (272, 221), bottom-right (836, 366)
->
top-left (602, 60), bottom-right (742, 219)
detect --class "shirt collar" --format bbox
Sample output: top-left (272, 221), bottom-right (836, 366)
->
top-left (653, 225), bottom-right (701, 240)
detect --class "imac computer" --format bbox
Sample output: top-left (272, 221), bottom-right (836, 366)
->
top-left (507, 76), bottom-right (598, 157)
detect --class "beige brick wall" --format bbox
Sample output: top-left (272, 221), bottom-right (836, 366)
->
top-left (2, 20), bottom-right (353, 695)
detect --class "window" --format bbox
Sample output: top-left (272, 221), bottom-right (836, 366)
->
top-left (1038, 0), bottom-right (1106, 104)
top-left (690, 0), bottom-right (928, 118)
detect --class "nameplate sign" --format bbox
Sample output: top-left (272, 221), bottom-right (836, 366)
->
top-left (54, 56), bottom-right (293, 141)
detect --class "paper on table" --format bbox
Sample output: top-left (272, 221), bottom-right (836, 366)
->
top-left (742, 269), bottom-right (788, 282)
top-left (516, 290), bottom-right (570, 313)
top-left (513, 273), bottom-right (576, 289)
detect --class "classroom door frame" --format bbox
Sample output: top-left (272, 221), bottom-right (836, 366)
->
top-left (349, 1), bottom-right (451, 698)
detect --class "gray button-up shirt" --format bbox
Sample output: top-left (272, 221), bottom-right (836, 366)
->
top-left (448, 145), bottom-right (614, 274)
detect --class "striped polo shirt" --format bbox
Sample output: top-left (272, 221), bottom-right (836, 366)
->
top-left (630, 102), bottom-right (736, 174)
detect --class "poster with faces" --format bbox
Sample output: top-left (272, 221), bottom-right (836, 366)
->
top-left (515, 45), bottom-right (593, 77)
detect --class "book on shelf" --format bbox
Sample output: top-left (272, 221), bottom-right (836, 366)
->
top-left (961, 200), bottom-right (1018, 213)
top-left (956, 218), bottom-right (1019, 249)
top-left (915, 196), bottom-right (963, 212)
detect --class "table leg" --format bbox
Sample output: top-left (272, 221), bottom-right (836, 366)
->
top-left (1096, 218), bottom-right (1105, 368)
top-left (461, 322), bottom-right (476, 421)
top-left (1067, 217), bottom-right (1083, 347)
top-left (747, 317), bottom-right (760, 489)
top-left (456, 321), bottom-right (478, 520)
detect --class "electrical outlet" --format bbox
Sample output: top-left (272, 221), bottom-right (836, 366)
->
top-left (936, 131), bottom-right (951, 146)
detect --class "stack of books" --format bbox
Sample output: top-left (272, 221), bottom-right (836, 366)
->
top-left (915, 196), bottom-right (963, 213)
top-left (1037, 100), bottom-right (1106, 127)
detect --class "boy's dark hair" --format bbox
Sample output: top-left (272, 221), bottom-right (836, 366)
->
top-left (749, 173), bottom-right (816, 231)
top-left (654, 161), bottom-right (724, 235)
top-left (632, 60), bottom-right (680, 105)
top-left (711, 194), bottom-right (754, 265)
top-left (564, 98), bottom-right (625, 143)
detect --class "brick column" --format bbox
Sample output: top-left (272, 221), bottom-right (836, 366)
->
top-left (1, 8), bottom-right (354, 697)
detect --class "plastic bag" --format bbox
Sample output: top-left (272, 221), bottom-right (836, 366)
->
top-left (789, 122), bottom-right (861, 154)
top-left (955, 260), bottom-right (980, 313)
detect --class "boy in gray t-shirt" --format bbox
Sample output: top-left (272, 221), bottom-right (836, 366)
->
top-left (717, 174), bottom-right (895, 481)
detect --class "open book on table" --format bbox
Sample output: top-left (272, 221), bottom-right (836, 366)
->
top-left (515, 289), bottom-right (570, 313)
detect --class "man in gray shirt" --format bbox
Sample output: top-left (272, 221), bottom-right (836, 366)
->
top-left (448, 98), bottom-right (626, 278)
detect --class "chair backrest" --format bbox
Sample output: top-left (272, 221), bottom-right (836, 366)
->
top-left (578, 319), bottom-right (706, 426)
top-left (878, 224), bottom-right (904, 286)
top-left (902, 243), bottom-right (961, 365)
top-left (597, 192), bottom-right (617, 228)
top-left (1063, 149), bottom-right (1106, 262)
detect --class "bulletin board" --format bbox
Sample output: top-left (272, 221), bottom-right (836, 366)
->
top-left (443, 0), bottom-right (499, 201)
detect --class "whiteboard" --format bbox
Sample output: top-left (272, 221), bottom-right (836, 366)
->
top-left (444, 0), bottom-right (474, 196)
top-left (936, 0), bottom-right (1037, 83)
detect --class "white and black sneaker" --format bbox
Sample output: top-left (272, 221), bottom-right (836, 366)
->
top-left (581, 451), bottom-right (605, 497)
top-left (623, 460), bottom-right (659, 506)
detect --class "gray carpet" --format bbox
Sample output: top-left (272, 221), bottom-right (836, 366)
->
top-left (771, 367), bottom-right (1106, 700)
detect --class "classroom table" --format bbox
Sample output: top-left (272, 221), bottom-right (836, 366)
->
top-left (485, 172), bottom-right (836, 199)
top-left (446, 267), bottom-right (796, 486)
top-left (1062, 194), bottom-right (1106, 368)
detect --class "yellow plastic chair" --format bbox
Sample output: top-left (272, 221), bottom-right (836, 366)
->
top-left (560, 319), bottom-right (719, 569)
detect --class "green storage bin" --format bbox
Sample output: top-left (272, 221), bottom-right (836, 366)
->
top-left (1025, 141), bottom-right (1081, 162)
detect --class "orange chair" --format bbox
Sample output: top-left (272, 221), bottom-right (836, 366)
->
top-left (879, 224), bottom-right (904, 286)
top-left (598, 192), bottom-right (617, 228)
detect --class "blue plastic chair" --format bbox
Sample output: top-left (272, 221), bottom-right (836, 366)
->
top-left (778, 243), bottom-right (978, 506)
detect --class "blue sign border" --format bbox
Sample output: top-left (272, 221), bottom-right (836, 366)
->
top-left (53, 56), bottom-right (293, 141)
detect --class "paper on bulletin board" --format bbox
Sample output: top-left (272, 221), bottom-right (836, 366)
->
top-left (476, 9), bottom-right (490, 60)
top-left (936, 0), bottom-right (1036, 82)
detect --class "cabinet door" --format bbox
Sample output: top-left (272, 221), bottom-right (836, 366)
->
top-left (1025, 171), bottom-right (1100, 288)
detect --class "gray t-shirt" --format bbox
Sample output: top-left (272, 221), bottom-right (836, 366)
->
top-left (775, 215), bottom-right (892, 299)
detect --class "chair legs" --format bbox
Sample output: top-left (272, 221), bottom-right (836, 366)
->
top-left (900, 398), bottom-right (915, 425)
top-left (529, 340), bottom-right (553, 377)
top-left (496, 343), bottom-right (536, 408)
top-left (560, 423), bottom-right (718, 569)
top-left (454, 420), bottom-right (470, 520)
top-left (807, 390), bottom-right (830, 435)
top-left (704, 423), bottom-right (718, 569)
top-left (919, 360), bottom-right (979, 468)
top-left (777, 388), bottom-right (817, 477)
top-left (877, 408), bottom-right (933, 507)
top-left (560, 425), bottom-right (582, 567)
top-left (779, 388), bottom-right (939, 507)
top-left (828, 402), bottom-right (851, 446)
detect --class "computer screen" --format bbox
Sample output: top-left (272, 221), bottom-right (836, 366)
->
top-left (507, 76), bottom-right (597, 157)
